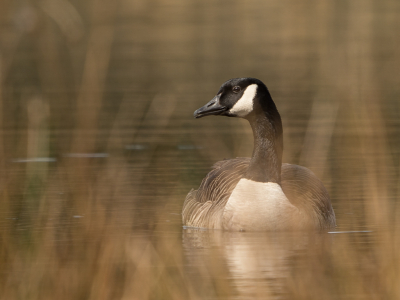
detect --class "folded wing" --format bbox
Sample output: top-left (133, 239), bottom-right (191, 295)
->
top-left (183, 158), bottom-right (336, 229)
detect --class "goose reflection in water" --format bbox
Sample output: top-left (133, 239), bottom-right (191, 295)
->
top-left (182, 228), bottom-right (334, 298)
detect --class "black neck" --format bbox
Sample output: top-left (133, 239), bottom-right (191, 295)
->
top-left (244, 93), bottom-right (283, 184)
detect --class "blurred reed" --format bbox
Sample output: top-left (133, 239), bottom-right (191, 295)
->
top-left (0, 0), bottom-right (400, 299)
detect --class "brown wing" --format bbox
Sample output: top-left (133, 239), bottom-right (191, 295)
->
top-left (281, 163), bottom-right (336, 229)
top-left (183, 159), bottom-right (336, 229)
top-left (182, 158), bottom-right (250, 229)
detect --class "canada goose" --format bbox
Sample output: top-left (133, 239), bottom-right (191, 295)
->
top-left (182, 78), bottom-right (336, 231)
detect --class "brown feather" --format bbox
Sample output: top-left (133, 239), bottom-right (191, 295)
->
top-left (182, 158), bottom-right (336, 229)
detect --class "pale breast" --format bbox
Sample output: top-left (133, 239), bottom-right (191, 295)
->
top-left (222, 179), bottom-right (300, 231)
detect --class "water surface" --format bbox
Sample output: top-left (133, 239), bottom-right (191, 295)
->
top-left (1, 0), bottom-right (400, 299)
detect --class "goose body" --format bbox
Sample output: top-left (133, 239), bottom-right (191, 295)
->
top-left (182, 78), bottom-right (336, 231)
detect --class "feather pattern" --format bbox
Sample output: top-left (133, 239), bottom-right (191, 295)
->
top-left (182, 158), bottom-right (336, 230)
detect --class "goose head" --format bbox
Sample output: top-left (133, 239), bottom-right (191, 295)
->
top-left (194, 77), bottom-right (278, 120)
top-left (194, 77), bottom-right (283, 183)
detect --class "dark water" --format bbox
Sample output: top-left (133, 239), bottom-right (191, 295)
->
top-left (1, 0), bottom-right (400, 299)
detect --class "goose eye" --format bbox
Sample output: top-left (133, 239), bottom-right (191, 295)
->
top-left (232, 86), bottom-right (241, 93)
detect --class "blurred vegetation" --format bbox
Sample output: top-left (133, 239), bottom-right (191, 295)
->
top-left (0, 0), bottom-right (400, 299)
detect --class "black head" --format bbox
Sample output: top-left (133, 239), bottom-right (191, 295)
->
top-left (194, 78), bottom-right (284, 183)
top-left (194, 78), bottom-right (275, 119)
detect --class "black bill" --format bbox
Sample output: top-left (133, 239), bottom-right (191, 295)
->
top-left (193, 95), bottom-right (227, 118)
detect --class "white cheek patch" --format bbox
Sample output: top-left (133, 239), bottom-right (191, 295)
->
top-left (229, 84), bottom-right (258, 117)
